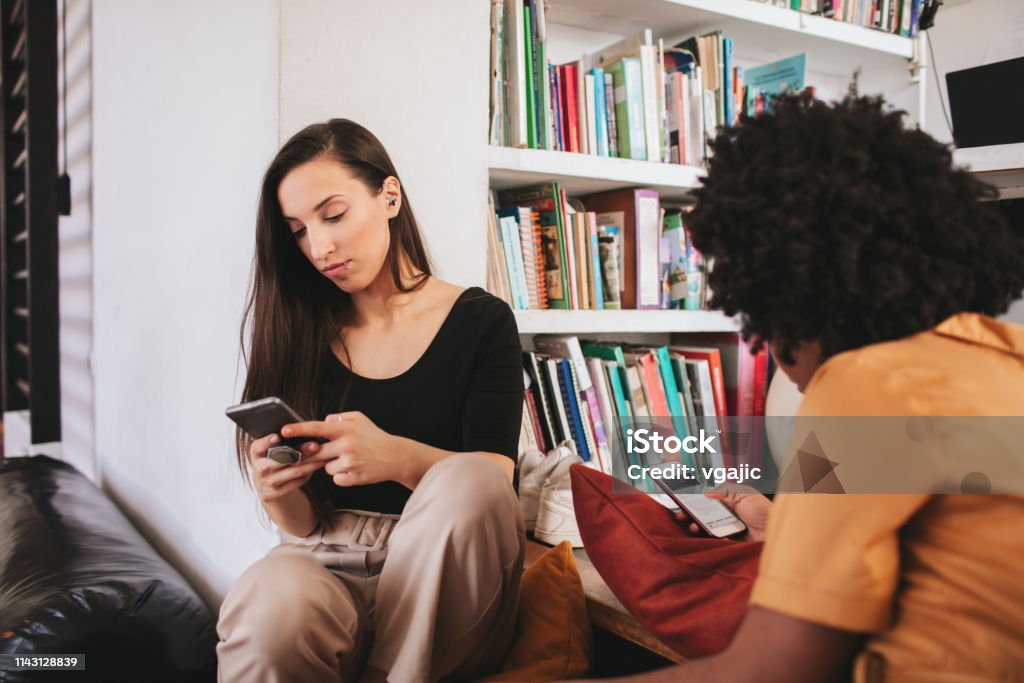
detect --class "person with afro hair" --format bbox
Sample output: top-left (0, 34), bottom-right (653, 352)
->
top-left (593, 90), bottom-right (1024, 682)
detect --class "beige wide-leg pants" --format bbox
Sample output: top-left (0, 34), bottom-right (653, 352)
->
top-left (217, 453), bottom-right (525, 683)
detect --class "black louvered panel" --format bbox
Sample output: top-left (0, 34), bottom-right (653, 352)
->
top-left (0, 0), bottom-right (60, 442)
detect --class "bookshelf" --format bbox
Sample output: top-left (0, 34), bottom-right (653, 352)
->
top-left (547, 0), bottom-right (915, 75)
top-left (489, 0), bottom-right (925, 335)
top-left (514, 309), bottom-right (739, 334)
top-left (489, 145), bottom-right (704, 202)
top-left (954, 143), bottom-right (1024, 200)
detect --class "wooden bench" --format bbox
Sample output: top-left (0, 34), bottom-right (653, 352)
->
top-left (524, 540), bottom-right (685, 666)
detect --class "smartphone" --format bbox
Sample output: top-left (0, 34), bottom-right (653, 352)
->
top-left (225, 397), bottom-right (322, 465)
top-left (651, 475), bottom-right (747, 538)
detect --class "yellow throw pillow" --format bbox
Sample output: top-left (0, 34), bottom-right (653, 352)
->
top-left (485, 541), bottom-right (593, 681)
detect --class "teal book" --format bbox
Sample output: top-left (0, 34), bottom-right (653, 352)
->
top-left (669, 355), bottom-right (699, 437)
top-left (744, 53), bottom-right (806, 114)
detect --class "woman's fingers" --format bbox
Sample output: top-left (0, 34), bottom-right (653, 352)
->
top-left (248, 433), bottom-right (279, 462)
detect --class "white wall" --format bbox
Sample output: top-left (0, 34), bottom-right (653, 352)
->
top-left (921, 0), bottom-right (1017, 145)
top-left (91, 0), bottom-right (280, 606)
top-left (278, 0), bottom-right (491, 287)
top-left (919, 0), bottom-right (1024, 324)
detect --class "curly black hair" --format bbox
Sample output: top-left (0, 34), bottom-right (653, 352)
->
top-left (687, 89), bottom-right (1024, 365)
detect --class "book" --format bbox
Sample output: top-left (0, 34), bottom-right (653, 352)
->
top-left (670, 344), bottom-right (732, 461)
top-left (681, 357), bottom-right (726, 469)
top-left (550, 64), bottom-right (564, 150)
top-left (667, 353), bottom-right (699, 436)
top-left (744, 53), bottom-right (806, 115)
top-left (684, 333), bottom-right (759, 418)
top-left (683, 223), bottom-right (705, 311)
top-left (555, 358), bottom-right (591, 462)
top-left (592, 67), bottom-right (609, 157)
top-left (489, 0), bottom-right (506, 146)
top-left (603, 71), bottom-right (619, 157)
top-left (605, 57), bottom-right (646, 161)
top-left (561, 62), bottom-right (580, 153)
top-left (584, 188), bottom-right (662, 310)
top-left (597, 225), bottom-right (622, 310)
top-left (523, 390), bottom-right (545, 452)
top-left (524, 351), bottom-right (559, 447)
top-left (497, 183), bottom-right (570, 309)
top-left (486, 193), bottom-right (513, 306)
top-left (584, 73), bottom-right (598, 157)
top-left (639, 43), bottom-right (661, 162)
top-left (542, 356), bottom-right (573, 448)
top-left (587, 212), bottom-right (604, 310)
top-left (522, 3), bottom-right (536, 148)
top-left (504, 0), bottom-right (528, 148)
top-left (528, 0), bottom-right (550, 150)
top-left (533, 334), bottom-right (611, 466)
top-left (588, 357), bottom-right (618, 473)
top-left (570, 364), bottom-right (601, 469)
top-left (560, 190), bottom-right (580, 309)
top-left (663, 209), bottom-right (688, 307)
top-left (497, 215), bottom-right (528, 308)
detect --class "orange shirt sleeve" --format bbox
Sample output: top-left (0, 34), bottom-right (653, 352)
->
top-left (749, 493), bottom-right (930, 632)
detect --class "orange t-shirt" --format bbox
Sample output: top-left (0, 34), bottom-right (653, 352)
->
top-left (750, 313), bottom-right (1024, 682)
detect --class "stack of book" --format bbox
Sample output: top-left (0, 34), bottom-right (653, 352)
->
top-left (489, 1), bottom-right (815, 164)
top-left (518, 333), bottom-right (771, 476)
top-left (487, 184), bottom-right (709, 311)
top-left (754, 0), bottom-right (924, 36)
top-left (487, 2), bottom-right (717, 164)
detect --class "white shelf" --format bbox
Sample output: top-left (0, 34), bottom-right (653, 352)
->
top-left (514, 309), bottom-right (740, 334)
top-left (489, 146), bottom-right (704, 202)
top-left (954, 143), bottom-right (1024, 199)
top-left (547, 0), bottom-right (915, 77)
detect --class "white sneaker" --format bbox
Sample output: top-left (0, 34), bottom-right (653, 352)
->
top-left (533, 451), bottom-right (585, 548)
top-left (518, 442), bottom-right (574, 532)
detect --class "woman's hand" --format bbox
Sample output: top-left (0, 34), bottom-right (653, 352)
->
top-left (281, 412), bottom-right (404, 488)
top-left (248, 433), bottom-right (333, 503)
top-left (675, 483), bottom-right (773, 542)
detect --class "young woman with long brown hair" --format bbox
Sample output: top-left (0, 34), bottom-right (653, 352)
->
top-left (216, 120), bottom-right (524, 683)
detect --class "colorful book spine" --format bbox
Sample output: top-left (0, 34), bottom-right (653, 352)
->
top-left (522, 4), bottom-right (536, 148)
top-left (550, 64), bottom-right (563, 151)
top-left (639, 44), bottom-right (661, 162)
top-left (543, 357), bottom-right (572, 446)
top-left (607, 57), bottom-right (646, 160)
top-left (562, 63), bottom-right (580, 154)
top-left (653, 346), bottom-right (693, 447)
top-left (529, 0), bottom-right (550, 150)
top-left (588, 213), bottom-right (604, 310)
top-left (603, 71), bottom-right (619, 158)
top-left (593, 67), bottom-right (609, 157)
top-left (556, 358), bottom-right (591, 462)
top-left (498, 215), bottom-right (528, 309)
top-left (497, 183), bottom-right (569, 309)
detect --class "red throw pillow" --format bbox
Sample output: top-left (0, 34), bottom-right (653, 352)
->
top-left (570, 465), bottom-right (762, 659)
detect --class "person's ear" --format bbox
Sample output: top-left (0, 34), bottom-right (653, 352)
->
top-left (382, 176), bottom-right (401, 218)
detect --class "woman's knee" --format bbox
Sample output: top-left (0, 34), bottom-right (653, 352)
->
top-left (218, 550), bottom-right (359, 657)
top-left (415, 453), bottom-right (520, 532)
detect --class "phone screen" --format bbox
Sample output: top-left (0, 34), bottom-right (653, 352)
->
top-left (651, 475), bottom-right (746, 538)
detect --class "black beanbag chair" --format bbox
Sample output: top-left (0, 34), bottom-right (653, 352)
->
top-left (0, 456), bottom-right (216, 682)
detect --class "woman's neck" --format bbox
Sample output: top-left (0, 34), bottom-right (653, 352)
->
top-left (349, 264), bottom-right (429, 328)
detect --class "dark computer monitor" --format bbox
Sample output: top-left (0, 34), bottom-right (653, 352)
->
top-left (945, 56), bottom-right (1024, 149)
